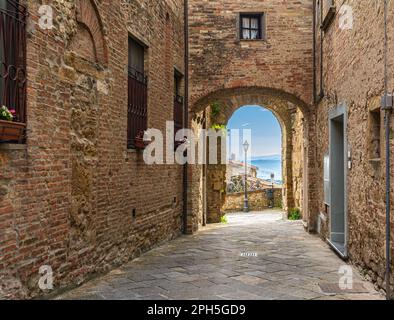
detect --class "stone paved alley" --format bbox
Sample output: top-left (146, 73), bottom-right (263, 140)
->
top-left (58, 211), bottom-right (384, 300)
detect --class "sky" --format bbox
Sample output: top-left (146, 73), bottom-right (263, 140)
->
top-left (227, 105), bottom-right (282, 159)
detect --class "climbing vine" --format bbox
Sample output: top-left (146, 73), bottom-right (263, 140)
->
top-left (210, 102), bottom-right (226, 132)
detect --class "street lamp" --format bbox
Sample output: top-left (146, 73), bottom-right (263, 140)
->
top-left (269, 173), bottom-right (275, 208)
top-left (271, 173), bottom-right (275, 188)
top-left (243, 140), bottom-right (250, 213)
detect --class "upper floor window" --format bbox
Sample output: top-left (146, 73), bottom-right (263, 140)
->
top-left (0, 0), bottom-right (27, 125)
top-left (239, 13), bottom-right (265, 40)
top-left (127, 37), bottom-right (148, 149)
top-left (173, 69), bottom-right (183, 145)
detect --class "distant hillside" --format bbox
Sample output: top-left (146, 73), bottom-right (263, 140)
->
top-left (251, 154), bottom-right (281, 161)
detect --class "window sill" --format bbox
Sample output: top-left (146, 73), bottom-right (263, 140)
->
top-left (239, 39), bottom-right (267, 42)
top-left (127, 147), bottom-right (147, 153)
top-left (369, 158), bottom-right (381, 163)
top-left (0, 143), bottom-right (27, 151)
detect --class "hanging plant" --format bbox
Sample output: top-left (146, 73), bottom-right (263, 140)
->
top-left (210, 102), bottom-right (221, 118)
top-left (210, 102), bottom-right (227, 132)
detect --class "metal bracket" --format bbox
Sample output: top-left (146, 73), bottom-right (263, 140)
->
top-left (381, 93), bottom-right (393, 110)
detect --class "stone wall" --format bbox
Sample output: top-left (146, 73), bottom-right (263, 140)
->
top-left (292, 109), bottom-right (305, 213)
top-left (314, 0), bottom-right (394, 292)
top-left (0, 0), bottom-right (185, 299)
top-left (223, 189), bottom-right (283, 213)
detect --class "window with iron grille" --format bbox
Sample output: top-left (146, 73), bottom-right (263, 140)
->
top-left (127, 37), bottom-right (148, 149)
top-left (0, 0), bottom-right (27, 124)
top-left (239, 13), bottom-right (265, 40)
top-left (174, 69), bottom-right (183, 146)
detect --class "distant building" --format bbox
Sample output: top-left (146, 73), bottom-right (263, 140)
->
top-left (226, 160), bottom-right (258, 183)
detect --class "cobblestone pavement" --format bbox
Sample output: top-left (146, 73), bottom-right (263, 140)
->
top-left (58, 211), bottom-right (384, 300)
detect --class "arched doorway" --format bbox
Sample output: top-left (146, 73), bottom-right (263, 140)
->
top-left (188, 87), bottom-right (316, 234)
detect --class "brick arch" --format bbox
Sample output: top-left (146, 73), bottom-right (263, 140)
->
top-left (190, 86), bottom-right (310, 117)
top-left (188, 86), bottom-right (317, 232)
top-left (75, 0), bottom-right (108, 65)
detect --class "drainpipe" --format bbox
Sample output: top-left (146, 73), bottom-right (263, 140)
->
top-left (382, 0), bottom-right (392, 300)
top-left (183, 0), bottom-right (189, 234)
top-left (312, 0), bottom-right (317, 103)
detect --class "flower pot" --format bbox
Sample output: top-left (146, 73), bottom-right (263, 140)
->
top-left (0, 120), bottom-right (26, 143)
top-left (134, 137), bottom-right (148, 149)
top-left (174, 137), bottom-right (187, 150)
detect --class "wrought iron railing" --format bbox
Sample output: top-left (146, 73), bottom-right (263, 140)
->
top-left (174, 94), bottom-right (183, 143)
top-left (0, 0), bottom-right (27, 123)
top-left (127, 66), bottom-right (148, 149)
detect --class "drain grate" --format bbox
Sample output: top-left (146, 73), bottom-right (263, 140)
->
top-left (319, 282), bottom-right (370, 294)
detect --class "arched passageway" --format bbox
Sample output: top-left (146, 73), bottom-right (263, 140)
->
top-left (224, 105), bottom-right (284, 212)
top-left (187, 87), bottom-right (317, 234)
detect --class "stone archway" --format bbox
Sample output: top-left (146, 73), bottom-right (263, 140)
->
top-left (188, 87), bottom-right (317, 233)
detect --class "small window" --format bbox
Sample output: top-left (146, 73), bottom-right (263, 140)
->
top-left (174, 69), bottom-right (183, 145)
top-left (128, 37), bottom-right (145, 80)
top-left (316, 0), bottom-right (321, 26)
top-left (239, 13), bottom-right (265, 40)
top-left (174, 69), bottom-right (182, 98)
top-left (368, 109), bottom-right (381, 161)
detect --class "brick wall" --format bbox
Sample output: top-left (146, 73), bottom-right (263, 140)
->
top-left (0, 0), bottom-right (185, 299)
top-left (314, 0), bottom-right (394, 292)
top-left (189, 0), bottom-right (314, 108)
top-left (2, 0), bottom-right (393, 300)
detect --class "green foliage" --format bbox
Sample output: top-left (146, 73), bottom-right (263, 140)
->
top-left (288, 208), bottom-right (302, 221)
top-left (220, 215), bottom-right (228, 224)
top-left (0, 106), bottom-right (14, 121)
top-left (211, 124), bottom-right (227, 131)
top-left (211, 102), bottom-right (221, 117)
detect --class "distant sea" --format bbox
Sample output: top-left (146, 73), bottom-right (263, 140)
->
top-left (250, 155), bottom-right (282, 184)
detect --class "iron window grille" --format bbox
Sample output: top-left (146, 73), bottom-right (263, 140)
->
top-left (127, 65), bottom-right (148, 149)
top-left (174, 70), bottom-right (184, 146)
top-left (0, 0), bottom-right (27, 124)
top-left (128, 37), bottom-right (148, 149)
top-left (174, 94), bottom-right (183, 142)
top-left (240, 13), bottom-right (264, 40)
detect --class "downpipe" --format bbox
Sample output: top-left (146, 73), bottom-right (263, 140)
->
top-left (183, 0), bottom-right (189, 234)
top-left (382, 0), bottom-right (392, 300)
top-left (384, 105), bottom-right (392, 300)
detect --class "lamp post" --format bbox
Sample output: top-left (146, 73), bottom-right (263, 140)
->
top-left (243, 140), bottom-right (250, 213)
top-left (270, 173), bottom-right (275, 208)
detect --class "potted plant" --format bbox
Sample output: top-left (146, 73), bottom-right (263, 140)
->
top-left (0, 106), bottom-right (26, 143)
top-left (134, 130), bottom-right (150, 150)
top-left (174, 136), bottom-right (187, 149)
